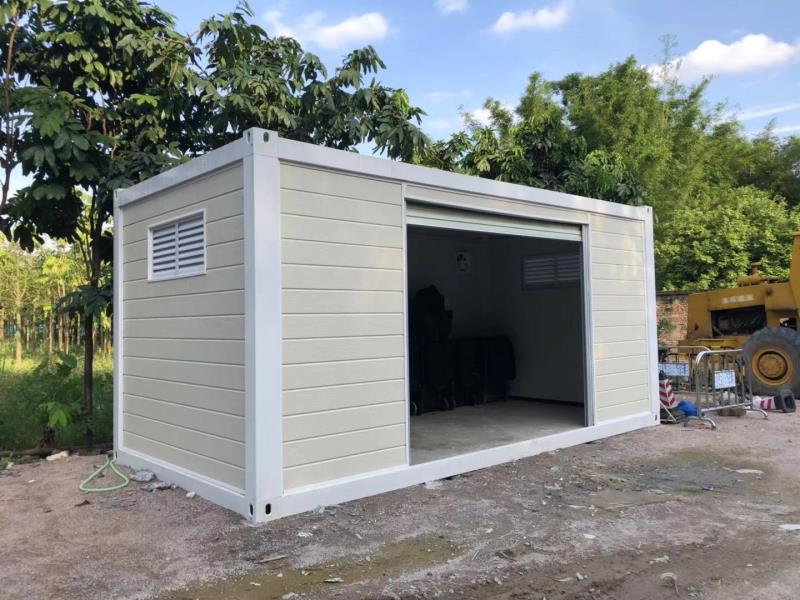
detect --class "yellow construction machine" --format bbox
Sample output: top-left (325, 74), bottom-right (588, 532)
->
top-left (683, 233), bottom-right (800, 395)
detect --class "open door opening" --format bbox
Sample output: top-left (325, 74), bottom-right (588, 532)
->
top-left (407, 218), bottom-right (588, 465)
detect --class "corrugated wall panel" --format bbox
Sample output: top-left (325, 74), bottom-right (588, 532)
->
top-left (590, 213), bottom-right (651, 421)
top-left (120, 163), bottom-right (246, 490)
top-left (280, 164), bottom-right (406, 489)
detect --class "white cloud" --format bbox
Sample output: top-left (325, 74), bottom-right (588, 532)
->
top-left (436, 0), bottom-right (468, 14)
top-left (264, 10), bottom-right (389, 50)
top-left (731, 102), bottom-right (800, 121)
top-left (468, 107), bottom-right (493, 126)
top-left (661, 34), bottom-right (800, 81)
top-left (425, 89), bottom-right (472, 103)
top-left (491, 1), bottom-right (571, 35)
top-left (773, 124), bottom-right (800, 135)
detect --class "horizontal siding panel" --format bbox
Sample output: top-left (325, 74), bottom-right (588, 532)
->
top-left (591, 247), bottom-right (644, 267)
top-left (594, 354), bottom-right (649, 376)
top-left (123, 190), bottom-right (242, 243)
top-left (284, 402), bottom-right (405, 442)
top-left (283, 314), bottom-right (403, 339)
top-left (284, 446), bottom-right (405, 490)
top-left (405, 184), bottom-right (587, 226)
top-left (282, 239), bottom-right (403, 270)
top-left (593, 325), bottom-right (647, 344)
top-left (283, 380), bottom-right (405, 416)
top-left (124, 413), bottom-right (244, 468)
top-left (283, 290), bottom-right (403, 314)
top-left (592, 279), bottom-right (646, 296)
top-left (124, 315), bottom-right (244, 340)
top-left (281, 214), bottom-right (402, 248)
top-left (283, 335), bottom-right (404, 365)
top-left (283, 357), bottom-right (404, 390)
top-left (282, 265), bottom-right (403, 292)
top-left (123, 375), bottom-right (244, 416)
top-left (283, 424), bottom-right (406, 468)
top-left (123, 266), bottom-right (244, 300)
top-left (591, 263), bottom-right (645, 282)
top-left (596, 399), bottom-right (651, 422)
top-left (123, 164), bottom-right (243, 226)
top-left (282, 188), bottom-right (401, 226)
top-left (591, 231), bottom-right (644, 252)
top-left (589, 214), bottom-right (644, 236)
top-left (124, 240), bottom-right (243, 282)
top-left (593, 310), bottom-right (647, 327)
top-left (124, 431), bottom-right (244, 489)
top-left (596, 384), bottom-right (650, 408)
top-left (125, 394), bottom-right (244, 442)
top-left (593, 340), bottom-right (649, 360)
top-left (591, 295), bottom-right (645, 311)
top-left (281, 164), bottom-right (401, 205)
top-left (596, 370), bottom-right (649, 393)
top-left (123, 290), bottom-right (244, 319)
top-left (124, 357), bottom-right (244, 391)
top-left (123, 338), bottom-right (244, 365)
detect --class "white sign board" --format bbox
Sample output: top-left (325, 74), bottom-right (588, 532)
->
top-left (714, 370), bottom-right (736, 389)
top-left (659, 362), bottom-right (690, 378)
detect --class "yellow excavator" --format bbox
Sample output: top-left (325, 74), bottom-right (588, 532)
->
top-left (683, 233), bottom-right (800, 395)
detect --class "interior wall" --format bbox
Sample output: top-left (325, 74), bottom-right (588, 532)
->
top-left (407, 227), bottom-right (584, 404)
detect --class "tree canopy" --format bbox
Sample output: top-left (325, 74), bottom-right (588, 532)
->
top-left (415, 56), bottom-right (800, 291)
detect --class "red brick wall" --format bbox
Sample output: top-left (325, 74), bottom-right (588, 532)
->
top-left (656, 292), bottom-right (689, 347)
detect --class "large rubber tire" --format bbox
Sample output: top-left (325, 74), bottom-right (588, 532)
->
top-left (742, 327), bottom-right (800, 396)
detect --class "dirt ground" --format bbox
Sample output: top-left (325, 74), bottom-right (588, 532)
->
top-left (3, 414), bottom-right (800, 600)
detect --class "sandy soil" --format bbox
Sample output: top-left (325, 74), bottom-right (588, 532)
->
top-left (3, 414), bottom-right (800, 600)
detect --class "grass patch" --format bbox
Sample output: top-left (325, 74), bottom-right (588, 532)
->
top-left (0, 351), bottom-right (113, 451)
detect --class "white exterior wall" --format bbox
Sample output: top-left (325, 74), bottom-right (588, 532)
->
top-left (279, 164), bottom-right (407, 489)
top-left (119, 164), bottom-right (246, 490)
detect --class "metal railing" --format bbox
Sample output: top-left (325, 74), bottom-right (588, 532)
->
top-left (684, 348), bottom-right (768, 429)
top-left (658, 345), bottom-right (711, 392)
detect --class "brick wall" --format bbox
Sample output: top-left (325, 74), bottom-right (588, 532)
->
top-left (656, 291), bottom-right (689, 347)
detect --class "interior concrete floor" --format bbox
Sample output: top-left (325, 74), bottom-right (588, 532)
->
top-left (410, 399), bottom-right (585, 464)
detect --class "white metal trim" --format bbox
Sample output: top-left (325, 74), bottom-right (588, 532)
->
top-left (274, 130), bottom-right (648, 221)
top-left (265, 411), bottom-right (655, 520)
top-left (244, 129), bottom-right (283, 522)
top-left (642, 207), bottom-right (660, 422)
top-left (401, 184), bottom-right (411, 467)
top-left (581, 223), bottom-right (597, 427)
top-left (113, 200), bottom-right (123, 455)
top-left (146, 208), bottom-right (207, 282)
top-left (117, 446), bottom-right (248, 515)
top-left (115, 137), bottom-right (250, 207)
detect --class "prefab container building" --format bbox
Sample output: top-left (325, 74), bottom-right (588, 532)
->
top-left (114, 128), bottom-right (659, 522)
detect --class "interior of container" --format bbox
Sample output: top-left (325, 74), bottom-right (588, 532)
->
top-left (407, 224), bottom-right (588, 464)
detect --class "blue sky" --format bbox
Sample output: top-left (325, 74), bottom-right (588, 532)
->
top-left (9, 1), bottom-right (800, 194)
top-left (167, 0), bottom-right (800, 138)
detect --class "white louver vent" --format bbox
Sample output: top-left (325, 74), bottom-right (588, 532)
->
top-left (522, 251), bottom-right (581, 289)
top-left (148, 212), bottom-right (206, 280)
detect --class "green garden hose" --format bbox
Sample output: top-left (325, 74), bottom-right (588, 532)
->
top-left (79, 452), bottom-right (130, 493)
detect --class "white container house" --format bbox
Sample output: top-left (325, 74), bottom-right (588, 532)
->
top-left (114, 128), bottom-right (659, 522)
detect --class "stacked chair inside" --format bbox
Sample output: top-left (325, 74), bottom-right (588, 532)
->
top-left (409, 285), bottom-right (516, 415)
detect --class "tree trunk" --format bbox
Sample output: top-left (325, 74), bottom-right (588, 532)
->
top-left (83, 313), bottom-right (94, 449)
top-left (0, 306), bottom-right (5, 342)
top-left (14, 310), bottom-right (22, 365)
top-left (48, 311), bottom-right (54, 354)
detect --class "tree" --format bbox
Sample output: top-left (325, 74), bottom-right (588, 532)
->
top-left (656, 187), bottom-right (800, 290)
top-left (0, 235), bottom-right (38, 364)
top-left (6, 0), bottom-right (195, 447)
top-left (416, 72), bottom-right (644, 205)
top-left (2, 0), bottom-right (429, 448)
top-left (188, 4), bottom-right (427, 160)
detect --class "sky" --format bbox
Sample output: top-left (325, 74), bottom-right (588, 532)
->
top-left (8, 0), bottom-right (800, 194)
